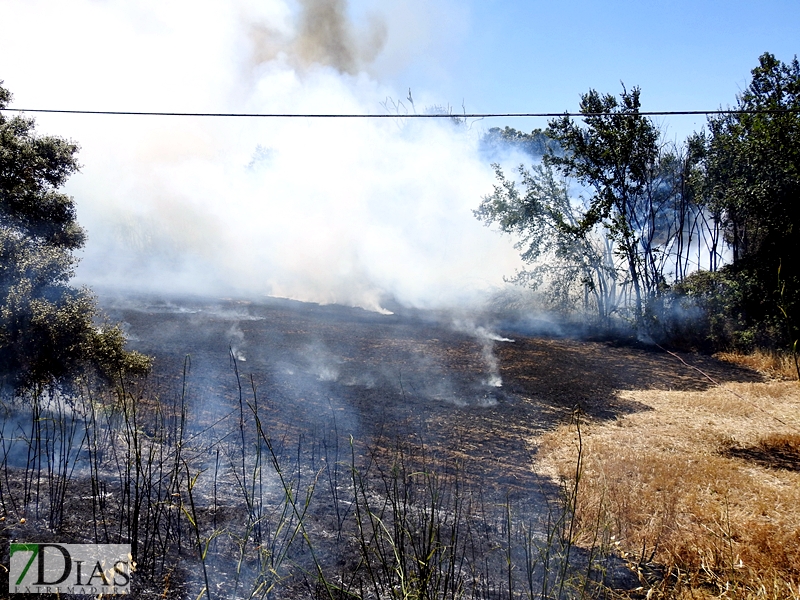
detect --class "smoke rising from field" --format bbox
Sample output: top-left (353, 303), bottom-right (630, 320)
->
top-left (451, 320), bottom-right (514, 388)
top-left (0, 0), bottom-right (523, 314)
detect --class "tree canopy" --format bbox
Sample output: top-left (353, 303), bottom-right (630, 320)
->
top-left (0, 82), bottom-right (150, 391)
top-left (477, 54), bottom-right (799, 363)
top-left (478, 87), bottom-right (700, 328)
top-left (702, 53), bottom-right (800, 349)
top-left (546, 86), bottom-right (661, 324)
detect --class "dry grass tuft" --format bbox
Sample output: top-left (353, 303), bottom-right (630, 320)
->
top-left (759, 432), bottom-right (800, 455)
top-left (535, 380), bottom-right (800, 599)
top-left (724, 433), bottom-right (800, 472)
top-left (716, 349), bottom-right (800, 381)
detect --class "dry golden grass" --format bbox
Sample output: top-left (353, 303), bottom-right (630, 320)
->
top-left (535, 380), bottom-right (800, 599)
top-left (716, 349), bottom-right (800, 381)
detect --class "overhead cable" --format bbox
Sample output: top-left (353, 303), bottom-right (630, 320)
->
top-left (0, 108), bottom-right (799, 118)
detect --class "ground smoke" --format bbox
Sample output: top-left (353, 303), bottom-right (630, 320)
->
top-left (451, 319), bottom-right (515, 388)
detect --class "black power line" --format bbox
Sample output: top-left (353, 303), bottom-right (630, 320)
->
top-left (0, 107), bottom-right (798, 118)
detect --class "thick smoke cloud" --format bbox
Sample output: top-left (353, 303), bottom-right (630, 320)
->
top-left (0, 0), bottom-right (523, 313)
top-left (250, 0), bottom-right (388, 74)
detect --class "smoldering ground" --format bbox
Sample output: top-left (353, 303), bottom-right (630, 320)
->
top-left (67, 294), bottom-right (544, 594)
top-left (57, 291), bottom-right (748, 598)
top-left (102, 294), bottom-right (520, 434)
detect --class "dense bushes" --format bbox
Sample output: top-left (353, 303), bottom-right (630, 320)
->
top-left (0, 82), bottom-right (150, 392)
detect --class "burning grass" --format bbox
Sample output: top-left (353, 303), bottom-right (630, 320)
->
top-left (535, 379), bottom-right (800, 598)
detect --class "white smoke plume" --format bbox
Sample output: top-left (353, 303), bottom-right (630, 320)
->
top-left (0, 0), bottom-right (523, 313)
top-left (451, 320), bottom-right (514, 388)
top-left (228, 322), bottom-right (248, 362)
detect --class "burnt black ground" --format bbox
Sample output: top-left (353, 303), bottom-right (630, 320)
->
top-left (103, 293), bottom-right (758, 440)
top-left (0, 293), bottom-right (761, 599)
top-left (99, 292), bottom-right (762, 503)
top-left (102, 294), bottom-right (546, 495)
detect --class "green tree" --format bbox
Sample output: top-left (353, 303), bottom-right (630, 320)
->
top-left (475, 161), bottom-right (620, 320)
top-left (476, 96), bottom-right (713, 329)
top-left (546, 85), bottom-right (661, 325)
top-left (0, 82), bottom-right (150, 391)
top-left (703, 53), bottom-right (800, 354)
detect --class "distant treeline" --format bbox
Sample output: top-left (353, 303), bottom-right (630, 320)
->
top-left (476, 52), bottom-right (800, 368)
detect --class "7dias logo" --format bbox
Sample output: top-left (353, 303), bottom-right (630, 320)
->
top-left (9, 543), bottom-right (132, 595)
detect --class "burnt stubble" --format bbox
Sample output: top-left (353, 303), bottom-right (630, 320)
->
top-left (0, 293), bottom-right (759, 599)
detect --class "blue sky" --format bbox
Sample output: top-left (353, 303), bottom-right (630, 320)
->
top-left (3, 0), bottom-right (797, 137)
top-left (376, 0), bottom-right (800, 141)
top-left (0, 0), bottom-right (798, 309)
